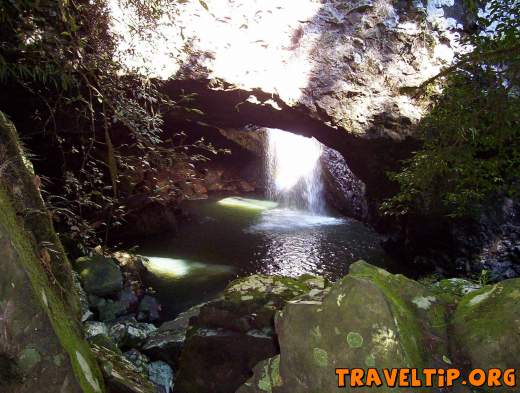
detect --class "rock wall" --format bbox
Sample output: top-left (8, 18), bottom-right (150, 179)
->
top-left (0, 112), bottom-right (105, 393)
top-left (116, 0), bottom-right (472, 138)
top-left (113, 0), bottom-right (473, 207)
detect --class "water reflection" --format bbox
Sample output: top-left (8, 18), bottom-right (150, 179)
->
top-left (248, 208), bottom-right (359, 277)
top-left (138, 197), bottom-right (394, 319)
top-left (259, 231), bottom-right (324, 276)
top-left (248, 208), bottom-right (344, 231)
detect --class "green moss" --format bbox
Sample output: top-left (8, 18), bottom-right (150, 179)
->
top-left (224, 274), bottom-right (325, 307)
top-left (257, 355), bottom-right (282, 392)
top-left (312, 348), bottom-right (328, 367)
top-left (349, 261), bottom-right (449, 369)
top-left (346, 332), bottom-right (363, 348)
top-left (0, 180), bottom-right (104, 391)
top-left (0, 112), bottom-right (78, 313)
top-left (17, 346), bottom-right (42, 372)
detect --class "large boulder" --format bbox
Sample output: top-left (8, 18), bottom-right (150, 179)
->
top-left (173, 274), bottom-right (329, 393)
top-left (451, 278), bottom-right (520, 387)
top-left (321, 147), bottom-right (368, 221)
top-left (143, 303), bottom-right (205, 367)
top-left (75, 254), bottom-right (124, 297)
top-left (110, 0), bottom-right (475, 208)
top-left (238, 262), bottom-right (520, 393)
top-left (237, 261), bottom-right (454, 393)
top-left (0, 111), bottom-right (105, 392)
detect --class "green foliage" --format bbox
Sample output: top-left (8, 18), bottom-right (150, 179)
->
top-left (0, 0), bottom-right (224, 251)
top-left (382, 0), bottom-right (520, 218)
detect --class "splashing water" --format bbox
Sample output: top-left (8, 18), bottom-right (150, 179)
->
top-left (266, 128), bottom-right (324, 213)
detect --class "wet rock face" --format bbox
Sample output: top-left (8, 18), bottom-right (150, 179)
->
top-left (321, 148), bottom-right (368, 220)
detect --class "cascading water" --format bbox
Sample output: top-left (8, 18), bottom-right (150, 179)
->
top-left (265, 128), bottom-right (325, 213)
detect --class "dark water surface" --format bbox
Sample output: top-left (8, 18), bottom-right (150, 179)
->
top-left (138, 196), bottom-right (398, 320)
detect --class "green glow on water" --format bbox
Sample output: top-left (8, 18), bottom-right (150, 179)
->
top-left (217, 197), bottom-right (278, 211)
top-left (143, 256), bottom-right (233, 280)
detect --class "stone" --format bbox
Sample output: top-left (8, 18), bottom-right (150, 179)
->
top-left (113, 252), bottom-right (148, 287)
top-left (0, 111), bottom-right (104, 393)
top-left (174, 274), bottom-right (329, 393)
top-left (109, 318), bottom-right (158, 349)
top-left (89, 334), bottom-right (121, 354)
top-left (75, 254), bottom-right (123, 297)
top-left (73, 271), bottom-right (95, 322)
top-left (124, 349), bottom-right (150, 374)
top-left (148, 361), bottom-right (174, 393)
top-left (321, 147), bottom-right (368, 221)
top-left (137, 294), bottom-right (161, 322)
top-left (116, 0), bottom-right (470, 139)
top-left (238, 261), bottom-right (451, 393)
top-left (91, 344), bottom-right (156, 393)
top-left (119, 287), bottom-right (141, 312)
top-left (143, 303), bottom-right (205, 367)
top-left (451, 278), bottom-right (520, 383)
top-left (433, 278), bottom-right (481, 297)
top-left (84, 321), bottom-right (110, 339)
top-left (97, 298), bottom-right (130, 322)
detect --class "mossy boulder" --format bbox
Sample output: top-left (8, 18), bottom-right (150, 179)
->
top-left (174, 274), bottom-right (328, 393)
top-left (75, 254), bottom-right (123, 297)
top-left (433, 278), bottom-right (481, 298)
top-left (0, 111), bottom-right (104, 392)
top-left (238, 261), bottom-right (453, 393)
top-left (451, 278), bottom-right (520, 392)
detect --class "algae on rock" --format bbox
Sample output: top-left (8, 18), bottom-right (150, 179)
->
top-left (238, 261), bottom-right (455, 393)
top-left (0, 111), bottom-right (105, 393)
top-left (451, 279), bottom-right (520, 393)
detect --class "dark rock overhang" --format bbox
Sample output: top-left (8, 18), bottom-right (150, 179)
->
top-left (161, 78), bottom-right (420, 205)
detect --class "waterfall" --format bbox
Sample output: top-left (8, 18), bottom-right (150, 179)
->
top-left (265, 128), bottom-right (325, 213)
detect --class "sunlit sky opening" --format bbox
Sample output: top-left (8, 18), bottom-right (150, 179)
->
top-left (108, 0), bottom-right (321, 102)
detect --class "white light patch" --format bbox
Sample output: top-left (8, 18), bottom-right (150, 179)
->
top-left (143, 256), bottom-right (233, 279)
top-left (267, 128), bottom-right (322, 192)
top-left (144, 257), bottom-right (191, 278)
top-left (217, 197), bottom-right (278, 211)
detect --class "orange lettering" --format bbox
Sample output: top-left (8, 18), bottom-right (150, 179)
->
top-left (488, 369), bottom-right (501, 387)
top-left (335, 369), bottom-right (349, 388)
top-left (383, 369), bottom-right (398, 387)
top-left (399, 369), bottom-right (410, 387)
top-left (504, 369), bottom-right (517, 387)
top-left (423, 368), bottom-right (436, 386)
top-left (446, 369), bottom-right (460, 386)
top-left (410, 368), bottom-right (422, 387)
top-left (469, 369), bottom-right (486, 387)
top-left (365, 369), bottom-right (382, 387)
top-left (350, 368), bottom-right (365, 387)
